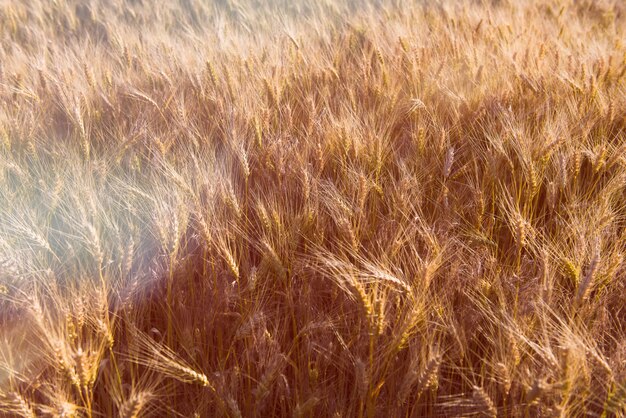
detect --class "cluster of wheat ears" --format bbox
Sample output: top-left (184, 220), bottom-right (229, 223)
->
top-left (0, 0), bottom-right (625, 416)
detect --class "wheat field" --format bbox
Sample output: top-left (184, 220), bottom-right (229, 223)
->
top-left (0, 0), bottom-right (625, 416)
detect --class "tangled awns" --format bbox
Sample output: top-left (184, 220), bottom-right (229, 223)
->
top-left (0, 0), bottom-right (625, 416)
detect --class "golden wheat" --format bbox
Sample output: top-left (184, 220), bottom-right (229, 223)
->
top-left (0, 0), bottom-right (625, 416)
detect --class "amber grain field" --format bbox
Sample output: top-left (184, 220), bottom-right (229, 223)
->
top-left (0, 0), bottom-right (626, 416)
